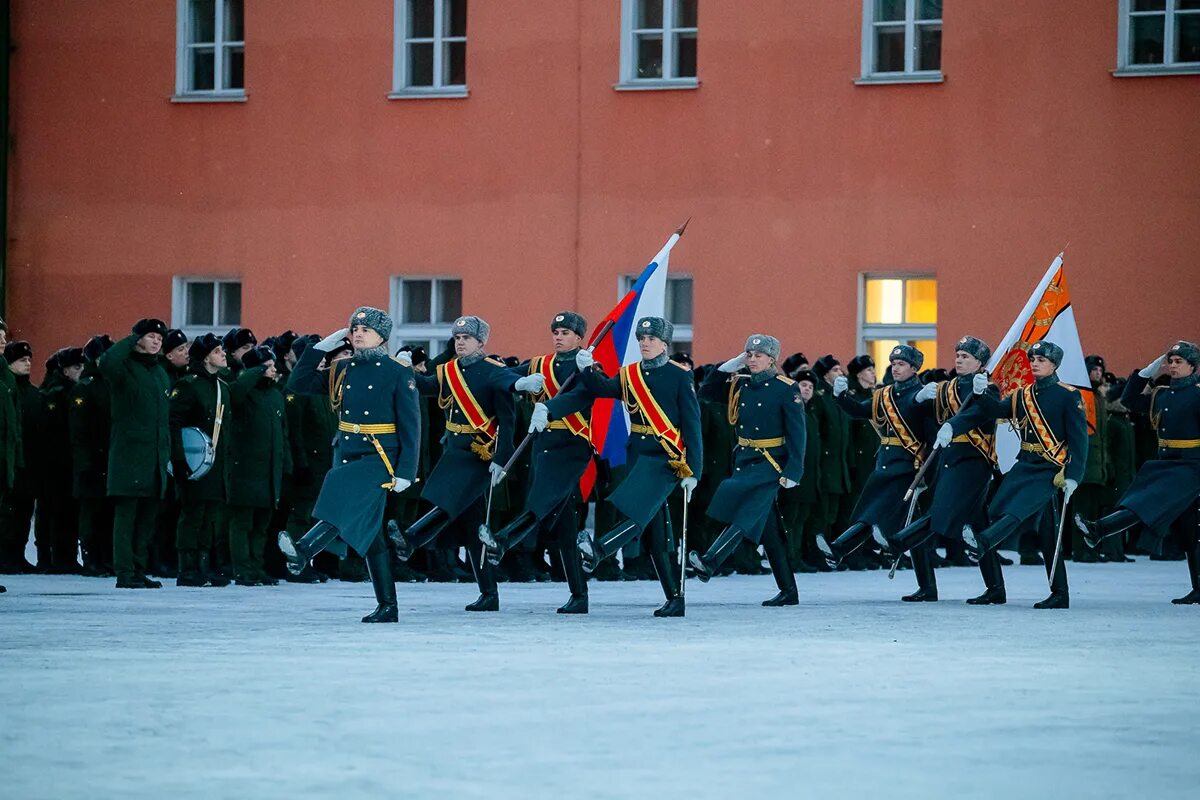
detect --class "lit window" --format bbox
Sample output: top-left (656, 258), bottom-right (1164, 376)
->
top-left (390, 277), bottom-right (463, 354)
top-left (1116, 0), bottom-right (1200, 75)
top-left (617, 0), bottom-right (699, 90)
top-left (858, 0), bottom-right (942, 84)
top-left (392, 0), bottom-right (468, 97)
top-left (173, 278), bottom-right (241, 336)
top-left (174, 0), bottom-right (245, 101)
top-left (620, 275), bottom-right (694, 354)
top-left (860, 276), bottom-right (937, 370)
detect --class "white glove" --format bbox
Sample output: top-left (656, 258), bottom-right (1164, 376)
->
top-left (575, 348), bottom-right (595, 371)
top-left (832, 375), bottom-right (848, 396)
top-left (779, 477), bottom-right (798, 489)
top-left (915, 383), bottom-right (937, 403)
top-left (395, 351), bottom-right (413, 367)
top-left (513, 374), bottom-right (545, 394)
top-left (528, 402), bottom-right (549, 433)
top-left (1063, 478), bottom-right (1078, 502)
top-left (1139, 355), bottom-right (1167, 379)
top-left (718, 353), bottom-right (747, 373)
top-left (489, 462), bottom-right (506, 487)
top-left (390, 477), bottom-right (412, 493)
top-left (972, 373), bottom-right (989, 395)
top-left (315, 327), bottom-right (350, 352)
top-left (934, 423), bottom-right (953, 449)
top-left (680, 476), bottom-right (698, 500)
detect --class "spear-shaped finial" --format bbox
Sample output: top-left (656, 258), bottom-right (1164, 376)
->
top-left (674, 217), bottom-right (692, 237)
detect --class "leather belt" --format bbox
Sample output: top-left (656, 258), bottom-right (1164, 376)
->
top-left (1160, 438), bottom-right (1200, 449)
top-left (951, 435), bottom-right (973, 444)
top-left (879, 436), bottom-right (905, 447)
top-left (546, 420), bottom-right (573, 431)
top-left (338, 421), bottom-right (397, 435)
top-left (1020, 441), bottom-right (1046, 453)
top-left (445, 421), bottom-right (477, 435)
top-left (630, 423), bottom-right (656, 436)
top-left (737, 436), bottom-right (785, 448)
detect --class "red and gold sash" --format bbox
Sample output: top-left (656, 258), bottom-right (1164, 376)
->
top-left (531, 355), bottom-right (591, 442)
top-left (620, 363), bottom-right (692, 478)
top-left (937, 380), bottom-right (995, 462)
top-left (437, 359), bottom-right (498, 460)
top-left (872, 385), bottom-right (926, 465)
top-left (1017, 384), bottom-right (1067, 467)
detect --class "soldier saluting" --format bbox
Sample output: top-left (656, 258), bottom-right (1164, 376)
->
top-left (389, 315), bottom-right (518, 613)
top-left (687, 334), bottom-right (806, 607)
top-left (278, 308), bottom-right (420, 623)
top-left (481, 311), bottom-right (595, 614)
top-left (954, 340), bottom-right (1088, 609)
top-left (1076, 340), bottom-right (1200, 604)
top-left (569, 316), bottom-right (702, 618)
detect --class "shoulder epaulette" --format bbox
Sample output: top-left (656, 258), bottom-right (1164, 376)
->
top-left (775, 375), bottom-right (796, 385)
top-left (669, 360), bottom-right (690, 371)
top-left (485, 357), bottom-right (507, 368)
top-left (1059, 382), bottom-right (1078, 392)
top-left (180, 374), bottom-right (197, 383)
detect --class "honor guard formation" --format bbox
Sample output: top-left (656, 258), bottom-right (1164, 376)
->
top-left (0, 310), bottom-right (1197, 621)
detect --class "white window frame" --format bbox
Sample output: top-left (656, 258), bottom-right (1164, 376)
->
top-left (616, 0), bottom-right (700, 91)
top-left (171, 277), bottom-right (242, 338)
top-left (1115, 0), bottom-right (1200, 77)
top-left (619, 274), bottom-right (694, 352)
top-left (389, 276), bottom-right (463, 354)
top-left (173, 0), bottom-right (247, 103)
top-left (856, 273), bottom-right (937, 357)
top-left (856, 0), bottom-right (944, 85)
top-left (390, 0), bottom-right (469, 99)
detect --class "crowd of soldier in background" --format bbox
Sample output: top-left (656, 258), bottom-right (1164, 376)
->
top-left (0, 316), bottom-right (1179, 593)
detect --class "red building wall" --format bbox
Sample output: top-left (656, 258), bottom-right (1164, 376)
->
top-left (6, 1), bottom-right (1198, 375)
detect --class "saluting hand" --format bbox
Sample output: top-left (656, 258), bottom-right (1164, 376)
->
top-left (315, 328), bottom-right (350, 352)
top-left (1139, 354), bottom-right (1167, 379)
top-left (718, 353), bottom-right (747, 373)
top-left (832, 375), bottom-right (848, 396)
top-left (575, 348), bottom-right (595, 371)
top-left (972, 373), bottom-right (989, 395)
top-left (915, 382), bottom-right (937, 403)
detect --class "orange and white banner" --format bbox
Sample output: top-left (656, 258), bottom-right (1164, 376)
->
top-left (986, 253), bottom-right (1095, 473)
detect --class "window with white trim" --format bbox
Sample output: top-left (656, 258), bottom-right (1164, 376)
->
top-left (620, 275), bottom-right (694, 355)
top-left (1117, 0), bottom-right (1200, 74)
top-left (392, 0), bottom-right (468, 97)
top-left (172, 278), bottom-right (242, 337)
top-left (175, 0), bottom-right (245, 100)
top-left (859, 0), bottom-right (942, 83)
top-left (858, 275), bottom-right (937, 370)
top-left (390, 277), bottom-right (463, 354)
top-left (618, 0), bottom-right (698, 89)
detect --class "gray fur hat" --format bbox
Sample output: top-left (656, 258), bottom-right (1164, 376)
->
top-left (635, 317), bottom-right (673, 345)
top-left (954, 335), bottom-right (991, 365)
top-left (888, 344), bottom-right (925, 370)
top-left (1167, 340), bottom-right (1200, 368)
top-left (1029, 340), bottom-right (1064, 367)
top-left (550, 311), bottom-right (587, 338)
top-left (744, 334), bottom-right (780, 360)
top-left (452, 315), bottom-right (490, 344)
top-left (349, 307), bottom-right (393, 342)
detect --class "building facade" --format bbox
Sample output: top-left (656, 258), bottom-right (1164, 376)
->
top-left (6, 0), bottom-right (1198, 373)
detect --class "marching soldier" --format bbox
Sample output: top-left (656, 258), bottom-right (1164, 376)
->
top-left (888, 336), bottom-right (1004, 604)
top-left (389, 315), bottom-right (516, 612)
top-left (279, 308), bottom-right (420, 623)
top-left (817, 345), bottom-right (937, 600)
top-left (70, 335), bottom-right (116, 576)
top-left (1, 342), bottom-right (39, 572)
top-left (955, 340), bottom-right (1089, 609)
top-left (40, 348), bottom-right (87, 572)
top-left (570, 317), bottom-right (702, 618)
top-left (100, 319), bottom-right (172, 589)
top-left (169, 333), bottom-right (231, 587)
top-left (1076, 341), bottom-right (1200, 603)
top-left (687, 334), bottom-right (805, 607)
top-left (480, 311), bottom-right (595, 614)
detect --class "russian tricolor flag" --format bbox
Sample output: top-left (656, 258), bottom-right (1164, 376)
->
top-left (585, 222), bottom-right (687, 471)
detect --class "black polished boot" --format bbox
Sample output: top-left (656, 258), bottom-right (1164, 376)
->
top-left (648, 547), bottom-right (684, 618)
top-left (760, 524), bottom-right (799, 607)
top-left (278, 520), bottom-right (340, 576)
top-left (579, 519), bottom-right (642, 574)
top-left (176, 551), bottom-right (206, 587)
top-left (480, 510), bottom-right (537, 565)
top-left (687, 526), bottom-right (744, 583)
top-left (1172, 545), bottom-right (1200, 605)
top-left (962, 516), bottom-right (1019, 559)
top-left (891, 515), bottom-right (935, 556)
top-left (902, 543), bottom-right (938, 602)
top-left (198, 552), bottom-right (230, 587)
top-left (1033, 592), bottom-right (1069, 609)
top-left (361, 535), bottom-right (399, 623)
top-left (465, 545), bottom-right (499, 612)
top-left (557, 534), bottom-right (588, 614)
top-left (1074, 508), bottom-right (1138, 551)
top-left (815, 522), bottom-right (870, 568)
top-left (967, 550), bottom-right (1006, 605)
top-left (395, 508), bottom-right (451, 562)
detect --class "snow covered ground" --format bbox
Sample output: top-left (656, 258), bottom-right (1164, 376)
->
top-left (2, 559), bottom-right (1197, 800)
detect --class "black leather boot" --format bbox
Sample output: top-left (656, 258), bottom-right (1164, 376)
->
top-left (966, 550), bottom-right (1006, 604)
top-left (361, 535), bottom-right (399, 623)
top-left (902, 543), bottom-right (939, 602)
top-left (480, 510), bottom-right (537, 565)
top-left (396, 508), bottom-right (451, 562)
top-left (815, 522), bottom-right (870, 568)
top-left (962, 516), bottom-right (1019, 558)
top-left (760, 523), bottom-right (799, 607)
top-left (892, 515), bottom-right (935, 555)
top-left (176, 551), bottom-right (206, 587)
top-left (687, 525), bottom-right (744, 583)
top-left (465, 545), bottom-right (499, 612)
top-left (1074, 508), bottom-right (1138, 551)
top-left (1172, 545), bottom-right (1200, 605)
top-left (557, 529), bottom-right (588, 614)
top-left (579, 519), bottom-right (642, 573)
top-left (279, 520), bottom-right (340, 576)
top-left (648, 547), bottom-right (684, 617)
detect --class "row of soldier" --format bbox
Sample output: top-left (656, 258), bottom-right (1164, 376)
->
top-left (0, 312), bottom-right (1195, 617)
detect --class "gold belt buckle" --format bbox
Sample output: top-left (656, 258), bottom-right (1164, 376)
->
top-left (352, 423), bottom-right (361, 434)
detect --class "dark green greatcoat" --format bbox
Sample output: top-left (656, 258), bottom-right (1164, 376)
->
top-left (169, 368), bottom-right (231, 502)
top-left (69, 366), bottom-right (112, 500)
top-left (0, 358), bottom-right (21, 490)
top-left (99, 335), bottom-right (171, 498)
top-left (226, 367), bottom-right (291, 510)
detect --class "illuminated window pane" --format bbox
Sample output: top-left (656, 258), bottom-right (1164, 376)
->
top-left (865, 279), bottom-right (904, 324)
top-left (868, 339), bottom-right (900, 369)
top-left (905, 279), bottom-right (937, 323)
top-left (914, 340), bottom-right (937, 370)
